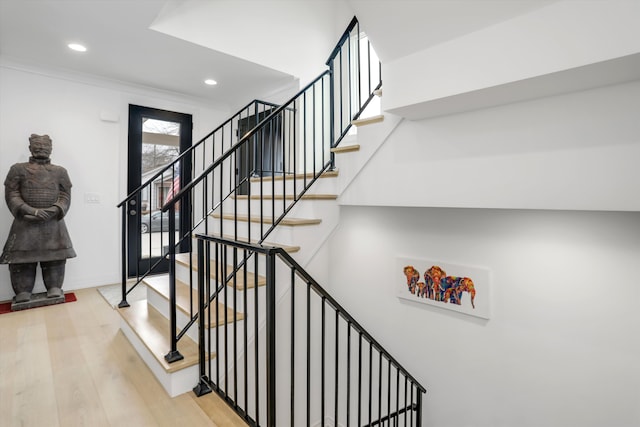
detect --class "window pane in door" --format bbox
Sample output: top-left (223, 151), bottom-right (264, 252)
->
top-left (140, 118), bottom-right (181, 259)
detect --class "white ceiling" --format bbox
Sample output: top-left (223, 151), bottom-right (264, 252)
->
top-left (347, 0), bottom-right (558, 63)
top-left (0, 0), bottom-right (560, 108)
top-left (0, 0), bottom-right (297, 108)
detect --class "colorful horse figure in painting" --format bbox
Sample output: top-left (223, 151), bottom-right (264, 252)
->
top-left (403, 266), bottom-right (420, 295)
top-left (443, 276), bottom-right (477, 309)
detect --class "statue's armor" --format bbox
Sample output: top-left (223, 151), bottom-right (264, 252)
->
top-left (21, 175), bottom-right (59, 208)
top-left (1, 158), bottom-right (76, 264)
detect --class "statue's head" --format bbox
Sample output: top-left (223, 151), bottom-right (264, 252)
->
top-left (29, 134), bottom-right (52, 159)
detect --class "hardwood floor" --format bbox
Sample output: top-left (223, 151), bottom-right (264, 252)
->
top-left (0, 287), bottom-right (246, 427)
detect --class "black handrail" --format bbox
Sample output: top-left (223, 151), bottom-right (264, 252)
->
top-left (117, 99), bottom-right (280, 207)
top-left (117, 19), bottom-right (411, 422)
top-left (326, 16), bottom-right (359, 66)
top-left (118, 99), bottom-right (279, 308)
top-left (161, 70), bottom-right (330, 212)
top-left (194, 235), bottom-right (426, 427)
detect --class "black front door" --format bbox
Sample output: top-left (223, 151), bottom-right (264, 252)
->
top-left (127, 105), bottom-right (192, 277)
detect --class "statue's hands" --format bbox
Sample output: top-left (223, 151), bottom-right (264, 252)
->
top-left (36, 207), bottom-right (59, 221)
top-left (19, 204), bottom-right (39, 220)
top-left (18, 205), bottom-right (60, 221)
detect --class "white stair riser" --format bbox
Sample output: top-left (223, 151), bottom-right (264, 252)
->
top-left (175, 262), bottom-right (268, 313)
top-left (224, 198), bottom-right (336, 219)
top-left (119, 318), bottom-right (200, 398)
top-left (248, 176), bottom-right (337, 196)
top-left (201, 219), bottom-right (298, 246)
top-left (202, 214), bottom-right (338, 266)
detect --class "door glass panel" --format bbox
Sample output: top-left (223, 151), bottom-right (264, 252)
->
top-left (140, 118), bottom-right (180, 259)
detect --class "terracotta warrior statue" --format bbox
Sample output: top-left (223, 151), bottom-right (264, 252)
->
top-left (1, 134), bottom-right (76, 303)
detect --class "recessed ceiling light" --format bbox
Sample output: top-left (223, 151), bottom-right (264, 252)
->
top-left (204, 79), bottom-right (217, 86)
top-left (68, 43), bottom-right (87, 52)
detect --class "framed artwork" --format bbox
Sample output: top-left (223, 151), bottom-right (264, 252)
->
top-left (397, 257), bottom-right (490, 319)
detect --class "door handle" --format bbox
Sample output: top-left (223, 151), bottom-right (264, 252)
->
top-left (129, 210), bottom-right (137, 215)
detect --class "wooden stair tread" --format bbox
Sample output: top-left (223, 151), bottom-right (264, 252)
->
top-left (233, 193), bottom-right (337, 201)
top-left (352, 114), bottom-right (384, 126)
top-left (212, 213), bottom-right (321, 226)
top-left (118, 300), bottom-right (210, 373)
top-left (331, 144), bottom-right (360, 154)
top-left (250, 169), bottom-right (338, 182)
top-left (143, 275), bottom-right (244, 327)
top-left (175, 252), bottom-right (267, 290)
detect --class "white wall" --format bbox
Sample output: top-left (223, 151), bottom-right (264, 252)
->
top-left (383, 0), bottom-right (640, 119)
top-left (340, 80), bottom-right (640, 211)
top-left (0, 63), bottom-right (230, 301)
top-left (324, 205), bottom-right (640, 427)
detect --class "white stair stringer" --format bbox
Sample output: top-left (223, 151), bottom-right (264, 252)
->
top-left (335, 112), bottom-right (403, 198)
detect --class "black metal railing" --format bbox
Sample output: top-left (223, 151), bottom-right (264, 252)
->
top-left (193, 235), bottom-right (426, 427)
top-left (117, 17), bottom-right (410, 416)
top-left (327, 16), bottom-right (382, 158)
top-left (158, 16), bottom-right (383, 363)
top-left (117, 99), bottom-right (280, 308)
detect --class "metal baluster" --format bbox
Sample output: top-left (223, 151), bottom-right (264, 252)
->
top-left (378, 352), bottom-right (382, 426)
top-left (291, 266), bottom-right (295, 426)
top-left (415, 388), bottom-right (422, 427)
top-left (119, 205), bottom-right (129, 308)
top-left (346, 322), bottom-right (351, 427)
top-left (358, 332), bottom-right (362, 427)
top-left (254, 254), bottom-right (260, 426)
top-left (193, 238), bottom-right (212, 396)
top-left (223, 250), bottom-right (228, 397)
top-left (321, 297), bottom-right (326, 426)
top-left (303, 91), bottom-right (307, 189)
top-left (369, 341), bottom-right (373, 426)
top-left (404, 377), bottom-right (408, 427)
top-left (207, 242), bottom-right (213, 391)
top-left (387, 357), bottom-right (391, 427)
top-left (410, 385), bottom-right (414, 426)
top-left (395, 368), bottom-right (400, 427)
top-left (265, 250), bottom-right (277, 427)
top-left (335, 310), bottom-right (339, 425)
top-left (306, 279), bottom-right (311, 427)
top-left (164, 210), bottom-right (183, 363)
top-left (215, 243), bottom-right (220, 386)
top-left (243, 249), bottom-right (249, 412)
top-left (312, 81), bottom-right (316, 177)
top-left (233, 247), bottom-right (238, 404)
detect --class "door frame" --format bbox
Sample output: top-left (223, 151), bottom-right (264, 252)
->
top-left (127, 105), bottom-right (192, 278)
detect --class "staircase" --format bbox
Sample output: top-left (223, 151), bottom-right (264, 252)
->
top-left (117, 17), bottom-right (425, 426)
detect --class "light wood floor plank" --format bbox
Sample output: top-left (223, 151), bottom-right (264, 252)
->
top-left (13, 318), bottom-right (60, 427)
top-left (47, 302), bottom-right (111, 427)
top-left (0, 288), bottom-right (248, 427)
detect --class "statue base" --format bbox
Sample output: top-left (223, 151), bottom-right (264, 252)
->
top-left (11, 291), bottom-right (65, 311)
